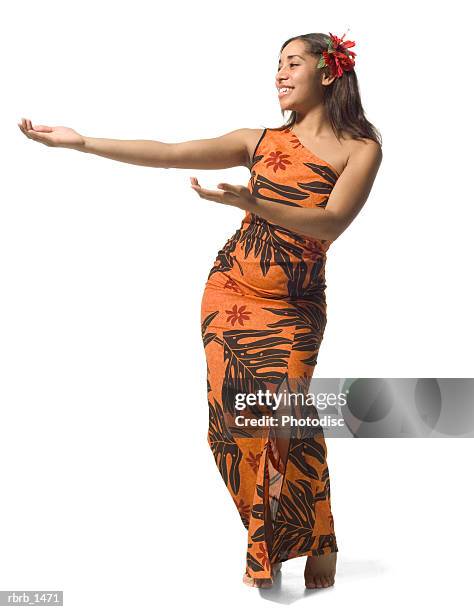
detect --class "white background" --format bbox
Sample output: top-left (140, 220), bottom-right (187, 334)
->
top-left (1, 0), bottom-right (473, 610)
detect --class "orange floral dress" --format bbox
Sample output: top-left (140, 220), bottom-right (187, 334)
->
top-left (200, 126), bottom-right (339, 584)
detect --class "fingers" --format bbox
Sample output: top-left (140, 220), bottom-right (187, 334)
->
top-left (18, 117), bottom-right (57, 147)
top-left (190, 179), bottom-right (238, 205)
top-left (32, 125), bottom-right (53, 132)
top-left (17, 117), bottom-right (53, 141)
top-left (189, 178), bottom-right (251, 210)
top-left (18, 118), bottom-right (35, 140)
top-left (190, 176), bottom-right (222, 197)
top-left (17, 118), bottom-right (27, 134)
top-left (217, 182), bottom-right (243, 193)
top-left (218, 183), bottom-right (252, 204)
top-left (192, 186), bottom-right (227, 203)
top-left (190, 176), bottom-right (203, 193)
top-left (18, 117), bottom-right (36, 139)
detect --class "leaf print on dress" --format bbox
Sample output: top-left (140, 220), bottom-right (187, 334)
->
top-left (201, 311), bottom-right (219, 349)
top-left (250, 173), bottom-right (310, 206)
top-left (207, 227), bottom-right (244, 279)
top-left (237, 498), bottom-right (251, 528)
top-left (240, 218), bottom-right (304, 277)
top-left (296, 176), bottom-right (334, 197)
top-left (208, 397), bottom-right (243, 495)
top-left (270, 478), bottom-right (316, 560)
top-left (221, 327), bottom-right (293, 416)
top-left (302, 161), bottom-right (340, 186)
top-left (263, 302), bottom-right (327, 366)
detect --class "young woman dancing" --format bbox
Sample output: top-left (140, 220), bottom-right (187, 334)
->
top-left (18, 31), bottom-right (382, 590)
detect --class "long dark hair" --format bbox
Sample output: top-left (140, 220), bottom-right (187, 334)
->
top-left (271, 33), bottom-right (382, 146)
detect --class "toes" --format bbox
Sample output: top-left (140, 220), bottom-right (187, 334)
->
top-left (243, 573), bottom-right (258, 587)
top-left (242, 573), bottom-right (253, 586)
top-left (305, 574), bottom-right (335, 589)
top-left (305, 578), bottom-right (316, 589)
top-left (322, 575), bottom-right (334, 587)
top-left (307, 575), bottom-right (319, 588)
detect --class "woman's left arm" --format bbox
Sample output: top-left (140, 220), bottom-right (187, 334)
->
top-left (190, 139), bottom-right (382, 241)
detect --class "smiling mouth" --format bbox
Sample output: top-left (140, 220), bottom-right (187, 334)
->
top-left (278, 87), bottom-right (294, 98)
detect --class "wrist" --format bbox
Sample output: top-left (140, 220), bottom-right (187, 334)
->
top-left (245, 195), bottom-right (260, 214)
top-left (68, 135), bottom-right (89, 153)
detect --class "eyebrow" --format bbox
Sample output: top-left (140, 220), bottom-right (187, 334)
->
top-left (278, 54), bottom-right (305, 66)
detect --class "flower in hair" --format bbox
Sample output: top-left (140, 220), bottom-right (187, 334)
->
top-left (317, 30), bottom-right (356, 78)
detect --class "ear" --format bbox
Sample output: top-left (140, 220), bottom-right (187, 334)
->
top-left (321, 71), bottom-right (337, 87)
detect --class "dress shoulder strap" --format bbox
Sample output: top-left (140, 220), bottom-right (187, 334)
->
top-left (249, 127), bottom-right (268, 167)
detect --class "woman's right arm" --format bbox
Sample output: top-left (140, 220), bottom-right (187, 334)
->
top-left (18, 118), bottom-right (254, 170)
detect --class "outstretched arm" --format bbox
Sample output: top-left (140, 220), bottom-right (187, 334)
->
top-left (17, 118), bottom-right (253, 170)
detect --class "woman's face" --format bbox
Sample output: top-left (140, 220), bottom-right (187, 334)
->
top-left (275, 39), bottom-right (334, 112)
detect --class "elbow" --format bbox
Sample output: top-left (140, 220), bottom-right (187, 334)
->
top-left (328, 224), bottom-right (343, 241)
top-left (310, 215), bottom-right (344, 242)
top-left (325, 212), bottom-right (349, 241)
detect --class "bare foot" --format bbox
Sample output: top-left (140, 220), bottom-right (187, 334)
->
top-left (304, 552), bottom-right (337, 588)
top-left (243, 562), bottom-right (282, 588)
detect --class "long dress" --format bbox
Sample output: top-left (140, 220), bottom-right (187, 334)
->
top-left (200, 125), bottom-right (339, 584)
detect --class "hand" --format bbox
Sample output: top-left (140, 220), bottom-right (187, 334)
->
top-left (17, 117), bottom-right (85, 149)
top-left (190, 176), bottom-right (256, 211)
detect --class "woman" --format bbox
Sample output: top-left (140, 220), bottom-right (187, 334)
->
top-left (18, 31), bottom-right (382, 590)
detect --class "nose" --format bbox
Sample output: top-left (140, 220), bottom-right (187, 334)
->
top-left (276, 74), bottom-right (289, 87)
top-left (276, 66), bottom-right (289, 81)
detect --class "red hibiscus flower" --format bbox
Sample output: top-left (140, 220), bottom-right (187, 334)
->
top-left (322, 31), bottom-right (356, 79)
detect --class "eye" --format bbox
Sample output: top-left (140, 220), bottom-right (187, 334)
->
top-left (277, 63), bottom-right (299, 71)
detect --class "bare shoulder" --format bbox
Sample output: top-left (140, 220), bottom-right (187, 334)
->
top-left (334, 133), bottom-right (382, 178)
top-left (345, 135), bottom-right (382, 164)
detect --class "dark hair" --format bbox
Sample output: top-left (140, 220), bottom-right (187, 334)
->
top-left (271, 33), bottom-right (382, 146)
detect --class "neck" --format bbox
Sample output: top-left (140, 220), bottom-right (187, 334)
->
top-left (292, 106), bottom-right (332, 138)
